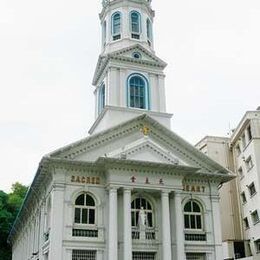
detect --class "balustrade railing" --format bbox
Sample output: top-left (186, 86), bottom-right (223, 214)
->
top-left (72, 228), bottom-right (98, 238)
top-left (185, 233), bottom-right (206, 241)
top-left (132, 227), bottom-right (156, 241)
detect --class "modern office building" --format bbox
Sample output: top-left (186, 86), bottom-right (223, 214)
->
top-left (196, 108), bottom-right (260, 260)
top-left (8, 0), bottom-right (234, 259)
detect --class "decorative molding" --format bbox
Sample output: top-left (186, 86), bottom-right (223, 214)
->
top-left (92, 44), bottom-right (166, 85)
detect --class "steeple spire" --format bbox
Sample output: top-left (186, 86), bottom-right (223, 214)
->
top-left (89, 0), bottom-right (172, 135)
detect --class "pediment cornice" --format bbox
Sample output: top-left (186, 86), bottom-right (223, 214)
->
top-left (92, 44), bottom-right (167, 85)
top-left (48, 114), bottom-right (231, 175)
top-left (107, 137), bottom-right (181, 165)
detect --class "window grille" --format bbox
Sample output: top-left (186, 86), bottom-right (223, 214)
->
top-left (132, 252), bottom-right (156, 260)
top-left (72, 229), bottom-right (98, 237)
top-left (185, 233), bottom-right (206, 241)
top-left (72, 250), bottom-right (96, 260)
top-left (186, 253), bottom-right (206, 260)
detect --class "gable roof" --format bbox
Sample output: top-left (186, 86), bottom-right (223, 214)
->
top-left (48, 114), bottom-right (231, 174)
top-left (92, 44), bottom-right (167, 85)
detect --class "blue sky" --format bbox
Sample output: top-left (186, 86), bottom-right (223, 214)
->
top-left (0, 0), bottom-right (260, 192)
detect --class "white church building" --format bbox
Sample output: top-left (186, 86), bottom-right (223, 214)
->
top-left (8, 0), bottom-right (235, 259)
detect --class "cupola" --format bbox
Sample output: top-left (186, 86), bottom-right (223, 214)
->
top-left (99, 0), bottom-right (155, 54)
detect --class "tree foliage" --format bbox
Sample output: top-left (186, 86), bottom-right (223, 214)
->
top-left (0, 183), bottom-right (28, 260)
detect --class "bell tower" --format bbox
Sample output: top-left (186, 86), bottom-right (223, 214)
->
top-left (90, 0), bottom-right (172, 135)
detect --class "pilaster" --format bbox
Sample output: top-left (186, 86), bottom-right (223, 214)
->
top-left (48, 183), bottom-right (65, 260)
top-left (174, 192), bottom-right (185, 260)
top-left (211, 195), bottom-right (223, 260)
top-left (123, 188), bottom-right (132, 260)
top-left (161, 190), bottom-right (172, 260)
top-left (108, 187), bottom-right (118, 260)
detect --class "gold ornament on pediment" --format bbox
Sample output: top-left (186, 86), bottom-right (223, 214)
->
top-left (140, 126), bottom-right (150, 136)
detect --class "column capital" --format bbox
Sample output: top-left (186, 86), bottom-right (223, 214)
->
top-left (123, 187), bottom-right (132, 192)
top-left (161, 189), bottom-right (171, 195)
top-left (107, 186), bottom-right (118, 192)
top-left (174, 190), bottom-right (183, 197)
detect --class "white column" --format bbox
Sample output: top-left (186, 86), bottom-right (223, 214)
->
top-left (174, 192), bottom-right (185, 260)
top-left (161, 191), bottom-right (172, 260)
top-left (97, 249), bottom-right (103, 260)
top-left (123, 188), bottom-right (132, 260)
top-left (211, 196), bottom-right (223, 260)
top-left (39, 202), bottom-right (45, 260)
top-left (48, 184), bottom-right (65, 260)
top-left (108, 187), bottom-right (118, 260)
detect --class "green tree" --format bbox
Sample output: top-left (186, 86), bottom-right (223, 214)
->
top-left (0, 183), bottom-right (28, 260)
top-left (8, 182), bottom-right (28, 215)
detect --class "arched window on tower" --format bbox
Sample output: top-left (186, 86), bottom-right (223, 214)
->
top-left (146, 18), bottom-right (152, 46)
top-left (130, 11), bottom-right (141, 39)
top-left (128, 74), bottom-right (149, 110)
top-left (99, 83), bottom-right (105, 113)
top-left (112, 12), bottom-right (121, 40)
top-left (74, 193), bottom-right (96, 225)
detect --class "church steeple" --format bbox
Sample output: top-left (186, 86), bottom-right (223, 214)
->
top-left (100, 0), bottom-right (155, 54)
top-left (89, 0), bottom-right (172, 135)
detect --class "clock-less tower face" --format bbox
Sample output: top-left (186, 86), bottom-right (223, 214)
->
top-left (90, 0), bottom-right (172, 135)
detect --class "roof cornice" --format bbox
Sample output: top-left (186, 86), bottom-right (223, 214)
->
top-left (92, 44), bottom-right (167, 85)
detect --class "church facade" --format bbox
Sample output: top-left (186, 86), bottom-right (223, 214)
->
top-left (8, 1), bottom-right (234, 260)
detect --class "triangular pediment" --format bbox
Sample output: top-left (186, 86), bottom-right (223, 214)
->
top-left (111, 44), bottom-right (167, 65)
top-left (48, 114), bottom-right (230, 175)
top-left (106, 138), bottom-right (187, 165)
top-left (92, 44), bottom-right (167, 85)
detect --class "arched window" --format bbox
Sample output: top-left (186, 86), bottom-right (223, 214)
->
top-left (184, 200), bottom-right (202, 230)
top-left (112, 12), bottom-right (121, 40)
top-left (128, 74), bottom-right (149, 110)
top-left (131, 197), bottom-right (153, 227)
top-left (146, 18), bottom-right (152, 45)
top-left (131, 11), bottom-right (141, 39)
top-left (99, 83), bottom-right (105, 113)
top-left (74, 193), bottom-right (96, 225)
